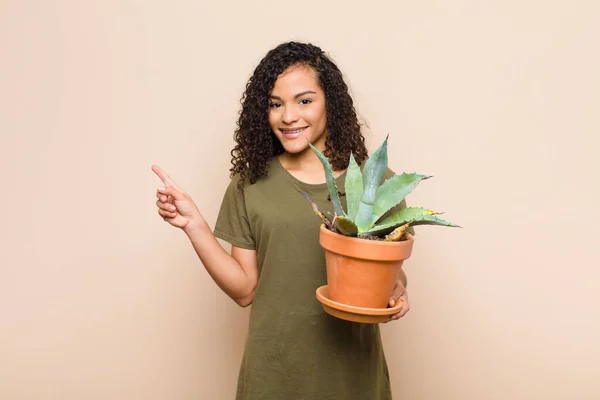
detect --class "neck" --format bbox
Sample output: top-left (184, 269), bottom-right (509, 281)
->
top-left (278, 147), bottom-right (324, 172)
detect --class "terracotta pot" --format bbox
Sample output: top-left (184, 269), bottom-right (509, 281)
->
top-left (319, 224), bottom-right (415, 309)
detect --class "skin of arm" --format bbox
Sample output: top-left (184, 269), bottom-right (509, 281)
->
top-left (184, 221), bottom-right (258, 307)
top-left (398, 268), bottom-right (407, 288)
top-left (152, 165), bottom-right (258, 307)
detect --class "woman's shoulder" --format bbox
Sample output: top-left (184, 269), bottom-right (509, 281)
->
top-left (226, 157), bottom-right (283, 190)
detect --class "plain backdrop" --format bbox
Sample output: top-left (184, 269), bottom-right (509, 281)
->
top-left (1, 0), bottom-right (599, 399)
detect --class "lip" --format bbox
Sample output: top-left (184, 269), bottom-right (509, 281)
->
top-left (279, 126), bottom-right (308, 139)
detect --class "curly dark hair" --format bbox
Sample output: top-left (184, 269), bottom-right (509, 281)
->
top-left (230, 41), bottom-right (368, 185)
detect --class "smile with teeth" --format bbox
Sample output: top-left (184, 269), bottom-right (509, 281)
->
top-left (280, 127), bottom-right (307, 137)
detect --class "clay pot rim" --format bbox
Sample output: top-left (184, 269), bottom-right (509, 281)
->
top-left (316, 285), bottom-right (402, 315)
top-left (319, 224), bottom-right (414, 246)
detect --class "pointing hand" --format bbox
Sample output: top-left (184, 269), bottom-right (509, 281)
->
top-left (152, 164), bottom-right (204, 232)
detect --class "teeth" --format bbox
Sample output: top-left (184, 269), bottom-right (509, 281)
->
top-left (283, 128), bottom-right (305, 134)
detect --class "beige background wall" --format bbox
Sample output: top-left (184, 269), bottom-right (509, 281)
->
top-left (1, 1), bottom-right (598, 399)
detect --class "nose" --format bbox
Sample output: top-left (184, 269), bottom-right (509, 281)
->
top-left (282, 105), bottom-right (299, 124)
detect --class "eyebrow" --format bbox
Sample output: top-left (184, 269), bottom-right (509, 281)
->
top-left (269, 90), bottom-right (317, 100)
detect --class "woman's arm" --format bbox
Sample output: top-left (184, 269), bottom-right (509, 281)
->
top-left (152, 165), bottom-right (258, 307)
top-left (184, 221), bottom-right (258, 307)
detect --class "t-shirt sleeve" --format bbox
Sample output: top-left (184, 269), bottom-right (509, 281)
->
top-left (213, 175), bottom-right (256, 250)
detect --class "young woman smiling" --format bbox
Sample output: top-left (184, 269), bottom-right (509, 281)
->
top-left (152, 41), bottom-right (410, 399)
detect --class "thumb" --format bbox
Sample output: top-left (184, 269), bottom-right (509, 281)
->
top-left (158, 185), bottom-right (186, 201)
top-left (389, 284), bottom-right (406, 307)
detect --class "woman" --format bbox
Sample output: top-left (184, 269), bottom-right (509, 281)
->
top-left (153, 41), bottom-right (409, 399)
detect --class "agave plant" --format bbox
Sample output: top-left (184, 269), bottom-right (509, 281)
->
top-left (301, 136), bottom-right (459, 241)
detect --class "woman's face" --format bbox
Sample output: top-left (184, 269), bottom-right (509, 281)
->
top-left (268, 65), bottom-right (327, 155)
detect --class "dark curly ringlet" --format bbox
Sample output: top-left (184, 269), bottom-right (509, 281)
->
top-left (230, 41), bottom-right (368, 185)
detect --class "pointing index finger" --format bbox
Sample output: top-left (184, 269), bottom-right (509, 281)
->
top-left (151, 164), bottom-right (180, 189)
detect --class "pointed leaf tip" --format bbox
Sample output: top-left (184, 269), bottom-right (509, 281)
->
top-left (297, 190), bottom-right (333, 229)
top-left (307, 143), bottom-right (346, 218)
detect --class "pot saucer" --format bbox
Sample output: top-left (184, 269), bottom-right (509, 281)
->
top-left (315, 285), bottom-right (402, 324)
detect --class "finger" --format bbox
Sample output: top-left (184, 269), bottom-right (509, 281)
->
top-left (158, 208), bottom-right (177, 218)
top-left (155, 191), bottom-right (168, 203)
top-left (389, 309), bottom-right (408, 321)
top-left (386, 313), bottom-right (402, 323)
top-left (167, 194), bottom-right (174, 205)
top-left (156, 199), bottom-right (177, 213)
top-left (396, 300), bottom-right (410, 319)
top-left (389, 285), bottom-right (406, 307)
top-left (394, 308), bottom-right (408, 319)
top-left (152, 164), bottom-right (181, 190)
top-left (389, 294), bottom-right (403, 307)
top-left (389, 294), bottom-right (410, 319)
top-left (158, 208), bottom-right (177, 219)
top-left (157, 185), bottom-right (186, 201)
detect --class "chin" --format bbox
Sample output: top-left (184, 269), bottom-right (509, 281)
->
top-left (281, 142), bottom-right (310, 154)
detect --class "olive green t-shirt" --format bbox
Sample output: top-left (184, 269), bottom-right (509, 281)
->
top-left (214, 157), bottom-right (396, 400)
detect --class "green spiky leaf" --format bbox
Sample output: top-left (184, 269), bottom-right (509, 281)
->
top-left (355, 137), bottom-right (388, 232)
top-left (405, 215), bottom-right (460, 229)
top-left (345, 153), bottom-right (363, 221)
top-left (370, 172), bottom-right (431, 226)
top-left (298, 191), bottom-right (333, 230)
top-left (309, 142), bottom-right (346, 217)
top-left (365, 207), bottom-right (458, 236)
top-left (374, 207), bottom-right (438, 232)
top-left (333, 215), bottom-right (358, 236)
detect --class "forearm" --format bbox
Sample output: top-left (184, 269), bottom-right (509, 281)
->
top-left (184, 221), bottom-right (255, 302)
top-left (398, 268), bottom-right (407, 289)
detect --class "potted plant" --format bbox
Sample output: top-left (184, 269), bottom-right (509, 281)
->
top-left (301, 136), bottom-right (459, 312)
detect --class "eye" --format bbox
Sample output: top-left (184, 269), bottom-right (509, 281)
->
top-left (299, 99), bottom-right (312, 105)
top-left (269, 102), bottom-right (282, 108)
